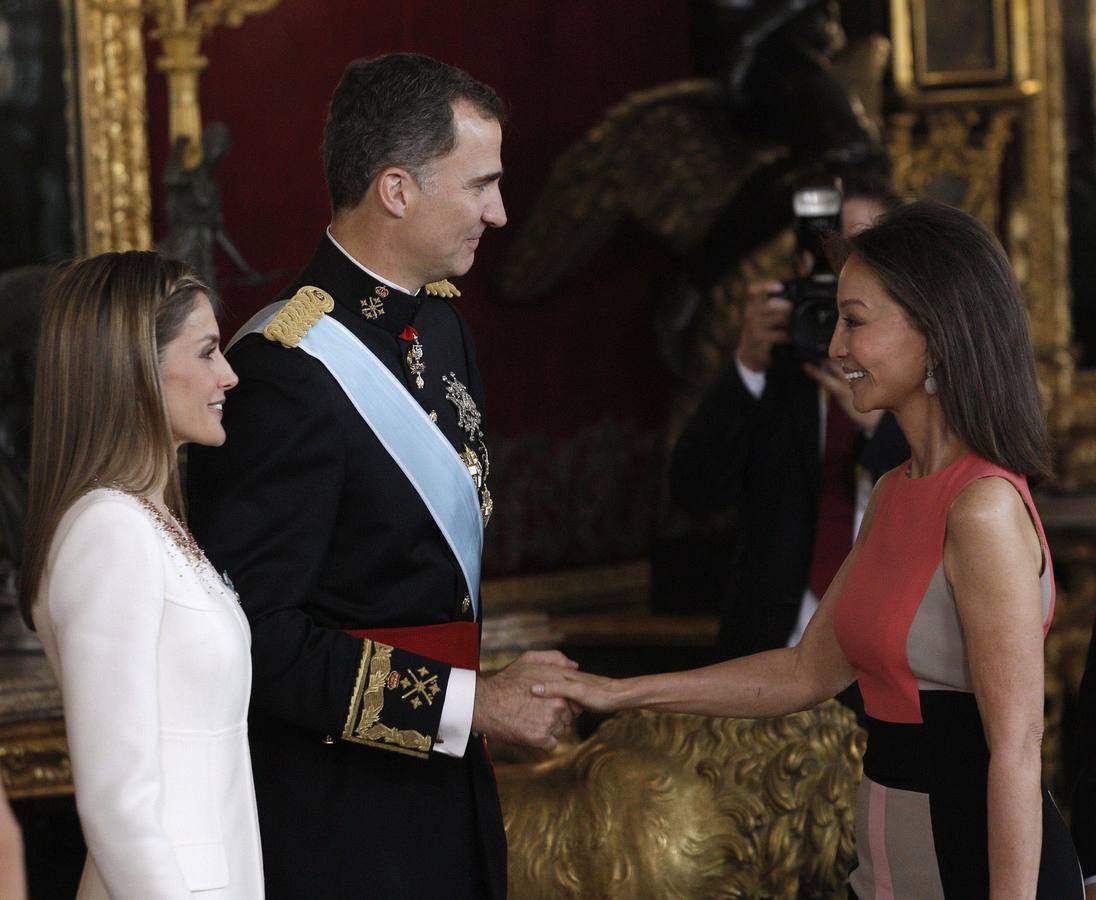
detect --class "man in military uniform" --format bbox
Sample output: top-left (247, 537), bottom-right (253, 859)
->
top-left (187, 53), bottom-right (576, 899)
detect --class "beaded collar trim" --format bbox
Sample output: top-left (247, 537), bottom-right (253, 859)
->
top-left (121, 492), bottom-right (240, 604)
top-left (134, 496), bottom-right (207, 564)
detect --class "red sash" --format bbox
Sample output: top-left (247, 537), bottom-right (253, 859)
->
top-left (345, 621), bottom-right (480, 671)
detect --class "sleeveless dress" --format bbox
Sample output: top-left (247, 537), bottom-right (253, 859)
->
top-left (834, 454), bottom-right (1082, 899)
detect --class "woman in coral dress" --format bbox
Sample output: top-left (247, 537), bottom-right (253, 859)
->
top-left (538, 201), bottom-right (1083, 898)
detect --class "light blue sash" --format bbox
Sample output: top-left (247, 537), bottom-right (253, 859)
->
top-left (228, 303), bottom-right (483, 616)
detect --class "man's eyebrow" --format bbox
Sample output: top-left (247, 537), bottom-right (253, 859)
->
top-left (466, 169), bottom-right (503, 188)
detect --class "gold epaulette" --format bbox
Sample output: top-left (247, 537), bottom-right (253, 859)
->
top-left (424, 279), bottom-right (461, 298)
top-left (262, 286), bottom-right (335, 348)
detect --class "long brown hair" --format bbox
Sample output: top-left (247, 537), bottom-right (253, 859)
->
top-left (19, 251), bottom-right (209, 627)
top-left (830, 200), bottom-right (1052, 479)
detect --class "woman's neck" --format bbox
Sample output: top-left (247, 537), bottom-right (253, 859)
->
top-left (144, 474), bottom-right (169, 511)
top-left (895, 399), bottom-right (969, 478)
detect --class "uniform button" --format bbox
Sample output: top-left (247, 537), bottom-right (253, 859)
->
top-left (461, 596), bottom-right (471, 614)
top-left (429, 410), bottom-right (438, 423)
top-left (322, 734), bottom-right (335, 745)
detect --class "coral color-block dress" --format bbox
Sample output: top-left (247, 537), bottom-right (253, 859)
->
top-left (835, 454), bottom-right (1082, 899)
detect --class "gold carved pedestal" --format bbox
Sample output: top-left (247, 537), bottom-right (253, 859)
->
top-left (499, 702), bottom-right (864, 900)
top-left (0, 720), bottom-right (70, 800)
top-left (0, 653), bottom-right (69, 800)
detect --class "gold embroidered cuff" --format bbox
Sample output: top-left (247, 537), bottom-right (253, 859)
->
top-left (342, 639), bottom-right (433, 759)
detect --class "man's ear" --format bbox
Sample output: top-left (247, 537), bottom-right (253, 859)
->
top-left (375, 167), bottom-right (416, 218)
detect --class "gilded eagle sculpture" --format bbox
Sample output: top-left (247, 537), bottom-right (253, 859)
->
top-left (494, 1), bottom-right (890, 378)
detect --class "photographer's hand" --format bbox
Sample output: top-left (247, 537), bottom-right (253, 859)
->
top-left (803, 358), bottom-right (884, 435)
top-left (737, 281), bottom-right (791, 373)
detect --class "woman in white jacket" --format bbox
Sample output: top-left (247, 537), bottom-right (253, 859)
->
top-left (19, 251), bottom-right (262, 898)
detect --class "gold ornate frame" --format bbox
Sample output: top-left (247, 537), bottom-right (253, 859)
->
top-left (911, 0), bottom-right (1011, 87)
top-left (1069, 3), bottom-right (1096, 481)
top-left (66, 0), bottom-right (153, 255)
top-left (890, 0), bottom-right (1074, 456)
top-left (892, 0), bottom-right (1033, 99)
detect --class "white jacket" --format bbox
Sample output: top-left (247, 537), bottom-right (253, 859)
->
top-left (34, 489), bottom-right (263, 898)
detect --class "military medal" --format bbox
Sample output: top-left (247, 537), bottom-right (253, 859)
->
top-left (461, 444), bottom-right (493, 527)
top-left (442, 372), bottom-right (482, 440)
top-left (443, 374), bottom-right (491, 525)
top-left (400, 325), bottom-right (426, 389)
top-left (360, 284), bottom-right (388, 320)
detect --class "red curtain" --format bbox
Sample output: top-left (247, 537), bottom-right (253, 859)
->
top-left (146, 1), bottom-right (691, 440)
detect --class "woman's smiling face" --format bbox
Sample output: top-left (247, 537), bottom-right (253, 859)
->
top-left (159, 294), bottom-right (238, 449)
top-left (830, 253), bottom-right (931, 415)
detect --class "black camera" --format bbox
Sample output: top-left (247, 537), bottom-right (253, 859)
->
top-left (778, 186), bottom-right (841, 362)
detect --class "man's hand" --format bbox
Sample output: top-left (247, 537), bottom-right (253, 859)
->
top-left (737, 281), bottom-right (791, 373)
top-left (802, 357), bottom-right (883, 436)
top-left (472, 650), bottom-right (579, 751)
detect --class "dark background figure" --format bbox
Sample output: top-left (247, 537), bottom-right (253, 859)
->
top-left (159, 121), bottom-right (259, 293)
top-left (0, 265), bottom-right (48, 658)
top-left (0, 266), bottom-right (47, 568)
top-left (668, 174), bottom-right (909, 671)
top-left (657, 0), bottom-right (884, 375)
top-left (1072, 622), bottom-right (1096, 898)
top-left (0, 1), bottom-right (73, 272)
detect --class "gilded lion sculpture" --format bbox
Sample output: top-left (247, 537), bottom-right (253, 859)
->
top-left (497, 701), bottom-right (865, 899)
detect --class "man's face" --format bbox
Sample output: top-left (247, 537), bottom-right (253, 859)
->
top-left (407, 101), bottom-right (506, 284)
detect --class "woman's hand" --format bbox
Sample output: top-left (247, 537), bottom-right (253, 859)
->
top-left (531, 669), bottom-right (626, 714)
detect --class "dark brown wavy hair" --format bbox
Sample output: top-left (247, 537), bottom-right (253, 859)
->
top-left (324, 52), bottom-right (505, 211)
top-left (19, 251), bottom-right (209, 627)
top-left (829, 200), bottom-right (1052, 479)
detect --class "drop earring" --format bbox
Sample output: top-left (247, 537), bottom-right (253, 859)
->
top-left (924, 365), bottom-right (938, 395)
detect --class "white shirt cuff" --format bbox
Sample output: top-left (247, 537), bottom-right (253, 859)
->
top-left (1084, 873), bottom-right (1096, 886)
top-left (433, 667), bottom-right (475, 757)
top-left (735, 355), bottom-right (767, 399)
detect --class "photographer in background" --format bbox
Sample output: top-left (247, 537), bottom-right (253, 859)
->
top-left (670, 173), bottom-right (908, 664)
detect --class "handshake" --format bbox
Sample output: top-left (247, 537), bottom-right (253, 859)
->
top-left (470, 650), bottom-right (620, 751)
